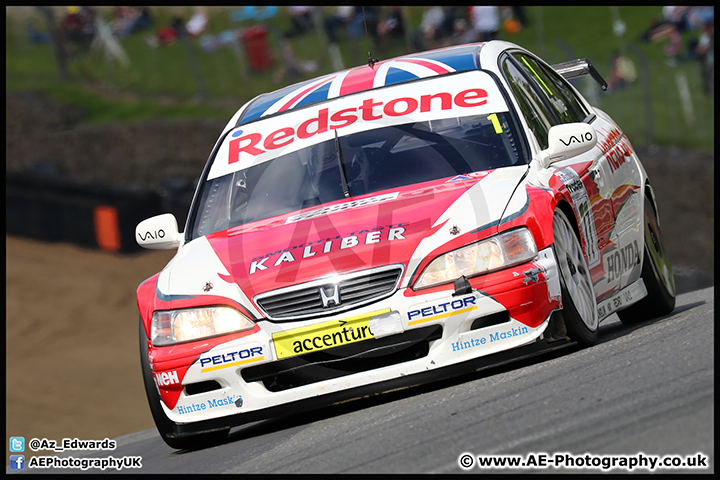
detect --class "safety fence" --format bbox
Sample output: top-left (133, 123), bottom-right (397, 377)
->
top-left (5, 7), bottom-right (713, 253)
top-left (7, 7), bottom-right (714, 150)
top-left (546, 40), bottom-right (713, 151)
top-left (592, 45), bottom-right (712, 150)
top-left (5, 172), bottom-right (189, 253)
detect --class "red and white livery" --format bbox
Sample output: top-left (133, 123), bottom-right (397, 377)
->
top-left (135, 41), bottom-right (675, 449)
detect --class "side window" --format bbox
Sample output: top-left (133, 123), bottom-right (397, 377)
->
top-left (511, 52), bottom-right (588, 124)
top-left (501, 57), bottom-right (552, 150)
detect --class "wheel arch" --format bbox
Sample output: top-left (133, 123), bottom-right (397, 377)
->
top-left (137, 273), bottom-right (160, 338)
top-left (554, 199), bottom-right (582, 244)
top-left (550, 198), bottom-right (600, 344)
top-left (643, 181), bottom-right (662, 225)
top-left (522, 188), bottom-right (579, 251)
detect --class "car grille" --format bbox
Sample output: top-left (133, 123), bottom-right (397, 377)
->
top-left (254, 265), bottom-right (404, 321)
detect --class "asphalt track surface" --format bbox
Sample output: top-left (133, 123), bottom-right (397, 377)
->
top-left (18, 286), bottom-right (714, 474)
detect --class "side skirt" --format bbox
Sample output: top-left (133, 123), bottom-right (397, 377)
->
top-left (597, 278), bottom-right (647, 322)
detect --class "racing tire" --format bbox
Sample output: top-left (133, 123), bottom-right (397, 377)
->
top-left (552, 208), bottom-right (599, 346)
top-left (617, 193), bottom-right (676, 324)
top-left (139, 320), bottom-right (230, 450)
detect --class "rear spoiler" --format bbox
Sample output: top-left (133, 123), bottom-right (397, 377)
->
top-left (552, 59), bottom-right (608, 91)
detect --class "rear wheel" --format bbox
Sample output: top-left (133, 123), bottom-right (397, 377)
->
top-left (139, 320), bottom-right (229, 450)
top-left (552, 209), bottom-right (599, 346)
top-left (617, 193), bottom-right (675, 324)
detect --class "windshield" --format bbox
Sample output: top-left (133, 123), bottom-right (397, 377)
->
top-left (190, 112), bottom-right (523, 239)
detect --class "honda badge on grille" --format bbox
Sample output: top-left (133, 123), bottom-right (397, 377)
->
top-left (320, 284), bottom-right (341, 308)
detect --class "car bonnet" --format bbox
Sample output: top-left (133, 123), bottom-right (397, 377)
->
top-left (159, 165), bottom-right (529, 306)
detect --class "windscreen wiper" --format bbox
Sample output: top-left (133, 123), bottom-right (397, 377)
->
top-left (335, 130), bottom-right (351, 198)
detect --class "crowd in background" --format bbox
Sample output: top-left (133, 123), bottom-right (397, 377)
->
top-left (33, 5), bottom-right (714, 97)
top-left (639, 6), bottom-right (714, 95)
top-left (51, 6), bottom-right (529, 57)
top-left (640, 6), bottom-right (714, 62)
top-left (47, 6), bottom-right (528, 86)
top-left (410, 6), bottom-right (526, 50)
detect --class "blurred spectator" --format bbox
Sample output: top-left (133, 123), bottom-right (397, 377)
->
top-left (688, 8), bottom-right (714, 96)
top-left (688, 6), bottom-right (714, 28)
top-left (273, 34), bottom-right (319, 85)
top-left (377, 7), bottom-right (406, 51)
top-left (153, 26), bottom-right (177, 47)
top-left (500, 7), bottom-right (522, 35)
top-left (444, 18), bottom-right (477, 46)
top-left (697, 25), bottom-right (713, 96)
top-left (511, 6), bottom-right (528, 29)
top-left (286, 6), bottom-right (314, 38)
top-left (26, 19), bottom-right (50, 44)
top-left (325, 7), bottom-right (379, 45)
top-left (148, 11), bottom-right (209, 48)
top-left (59, 6), bottom-right (96, 53)
top-left (324, 6), bottom-right (355, 44)
top-left (136, 8), bottom-right (154, 31)
top-left (147, 16), bottom-right (182, 47)
top-left (639, 6), bottom-right (692, 61)
top-left (325, 6), bottom-right (379, 65)
top-left (441, 7), bottom-right (468, 38)
top-left (185, 8), bottom-right (208, 38)
top-left (112, 7), bottom-right (153, 39)
top-left (230, 6), bottom-right (278, 23)
top-left (198, 30), bottom-right (239, 54)
top-left (469, 6), bottom-right (499, 42)
top-left (641, 6), bottom-right (713, 66)
top-left (606, 51), bottom-right (638, 92)
top-left (686, 6), bottom-right (714, 57)
top-left (348, 6), bottom-right (379, 45)
top-left (112, 7), bottom-right (134, 37)
top-left (411, 6), bottom-right (448, 51)
top-left (171, 17), bottom-right (186, 38)
top-left (640, 6), bottom-right (690, 43)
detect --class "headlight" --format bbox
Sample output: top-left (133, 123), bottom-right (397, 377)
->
top-left (414, 228), bottom-right (538, 289)
top-left (151, 306), bottom-right (255, 346)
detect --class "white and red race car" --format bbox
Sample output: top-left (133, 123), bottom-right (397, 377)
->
top-left (136, 41), bottom-right (675, 449)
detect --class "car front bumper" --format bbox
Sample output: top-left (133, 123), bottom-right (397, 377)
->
top-left (151, 247), bottom-right (564, 433)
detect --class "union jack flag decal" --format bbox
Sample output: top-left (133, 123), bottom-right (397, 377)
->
top-left (239, 43), bottom-right (484, 125)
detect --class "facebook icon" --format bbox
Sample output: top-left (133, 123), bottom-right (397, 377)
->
top-left (9, 455), bottom-right (25, 470)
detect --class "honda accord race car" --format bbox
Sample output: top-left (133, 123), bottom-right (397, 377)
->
top-left (135, 41), bottom-right (675, 449)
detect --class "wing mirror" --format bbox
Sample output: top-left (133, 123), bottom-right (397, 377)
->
top-left (538, 123), bottom-right (597, 168)
top-left (135, 213), bottom-right (183, 250)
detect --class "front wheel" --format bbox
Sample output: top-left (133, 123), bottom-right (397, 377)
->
top-left (617, 193), bottom-right (675, 324)
top-left (139, 320), bottom-right (229, 450)
top-left (552, 209), bottom-right (599, 346)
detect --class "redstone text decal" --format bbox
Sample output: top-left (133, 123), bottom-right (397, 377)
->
top-left (208, 72), bottom-right (509, 180)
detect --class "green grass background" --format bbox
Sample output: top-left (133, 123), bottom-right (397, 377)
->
top-left (5, 6), bottom-right (713, 150)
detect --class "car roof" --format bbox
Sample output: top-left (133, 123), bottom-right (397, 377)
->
top-left (231, 42), bottom-right (491, 130)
